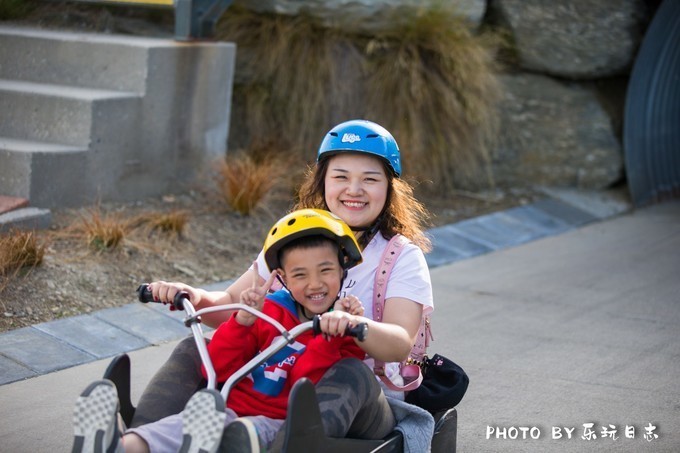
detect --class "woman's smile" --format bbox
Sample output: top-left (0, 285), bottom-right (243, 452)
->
top-left (325, 154), bottom-right (388, 229)
top-left (341, 200), bottom-right (367, 209)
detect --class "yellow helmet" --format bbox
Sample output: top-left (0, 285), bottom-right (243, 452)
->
top-left (263, 209), bottom-right (362, 272)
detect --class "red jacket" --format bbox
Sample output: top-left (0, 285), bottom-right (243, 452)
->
top-left (203, 290), bottom-right (365, 419)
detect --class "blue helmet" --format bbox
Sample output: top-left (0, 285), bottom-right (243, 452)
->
top-left (317, 120), bottom-right (402, 177)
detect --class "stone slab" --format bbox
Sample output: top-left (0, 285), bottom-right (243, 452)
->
top-left (448, 212), bottom-right (544, 250)
top-left (427, 224), bottom-right (493, 268)
top-left (92, 303), bottom-right (190, 344)
top-left (530, 198), bottom-right (599, 227)
top-left (539, 187), bottom-right (632, 219)
top-left (0, 207), bottom-right (52, 232)
top-left (0, 327), bottom-right (95, 374)
top-left (33, 314), bottom-right (149, 359)
top-left (0, 354), bottom-right (36, 385)
top-left (502, 203), bottom-right (574, 236)
top-left (143, 299), bottom-right (217, 336)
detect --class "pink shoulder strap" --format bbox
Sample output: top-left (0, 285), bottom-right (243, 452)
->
top-left (372, 234), bottom-right (429, 392)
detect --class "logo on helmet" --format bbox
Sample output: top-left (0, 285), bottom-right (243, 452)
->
top-left (341, 133), bottom-right (361, 144)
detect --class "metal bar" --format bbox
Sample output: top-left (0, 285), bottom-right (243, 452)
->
top-left (185, 303), bottom-right (315, 397)
top-left (220, 321), bottom-right (315, 402)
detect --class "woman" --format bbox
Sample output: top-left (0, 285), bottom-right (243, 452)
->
top-left (138, 119), bottom-right (434, 447)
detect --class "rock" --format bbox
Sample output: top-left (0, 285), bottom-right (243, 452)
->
top-left (233, 0), bottom-right (488, 31)
top-left (491, 73), bottom-right (623, 189)
top-left (489, 0), bottom-right (649, 79)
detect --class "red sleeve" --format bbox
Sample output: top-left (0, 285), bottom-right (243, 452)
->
top-left (203, 313), bottom-right (259, 383)
top-left (289, 334), bottom-right (366, 385)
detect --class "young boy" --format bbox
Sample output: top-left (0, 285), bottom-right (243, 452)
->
top-left (72, 209), bottom-right (367, 453)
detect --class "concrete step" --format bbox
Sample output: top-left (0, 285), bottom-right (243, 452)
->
top-left (0, 25), bottom-right (236, 209)
top-left (0, 137), bottom-right (90, 207)
top-left (0, 79), bottom-right (140, 147)
top-left (0, 25), bottom-right (159, 93)
top-left (0, 207), bottom-right (51, 233)
top-left (0, 195), bottom-right (51, 233)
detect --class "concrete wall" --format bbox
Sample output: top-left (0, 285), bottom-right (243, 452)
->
top-left (0, 26), bottom-right (236, 208)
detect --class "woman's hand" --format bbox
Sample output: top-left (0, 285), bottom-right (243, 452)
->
top-left (147, 281), bottom-right (203, 311)
top-left (236, 262), bottom-right (278, 326)
top-left (318, 310), bottom-right (362, 340)
top-left (333, 295), bottom-right (364, 316)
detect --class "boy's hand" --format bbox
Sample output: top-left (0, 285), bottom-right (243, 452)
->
top-left (236, 262), bottom-right (278, 326)
top-left (334, 295), bottom-right (364, 316)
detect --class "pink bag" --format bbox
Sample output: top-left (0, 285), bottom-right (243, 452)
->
top-left (372, 234), bottom-right (433, 392)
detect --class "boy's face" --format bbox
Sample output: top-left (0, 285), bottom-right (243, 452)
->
top-left (279, 242), bottom-right (343, 315)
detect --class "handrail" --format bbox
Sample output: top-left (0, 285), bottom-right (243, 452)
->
top-left (43, 0), bottom-right (232, 40)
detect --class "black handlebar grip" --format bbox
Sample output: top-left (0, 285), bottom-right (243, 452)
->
top-left (137, 284), bottom-right (154, 303)
top-left (348, 323), bottom-right (368, 342)
top-left (312, 315), bottom-right (368, 342)
top-left (173, 291), bottom-right (190, 311)
top-left (312, 315), bottom-right (322, 334)
top-left (136, 284), bottom-right (189, 312)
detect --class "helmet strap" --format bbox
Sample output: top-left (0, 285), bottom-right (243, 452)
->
top-left (299, 305), bottom-right (316, 321)
top-left (354, 216), bottom-right (382, 249)
top-left (276, 274), bottom-right (287, 291)
top-left (352, 180), bottom-right (391, 249)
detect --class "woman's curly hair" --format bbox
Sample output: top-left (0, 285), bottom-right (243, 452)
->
top-left (294, 157), bottom-right (432, 252)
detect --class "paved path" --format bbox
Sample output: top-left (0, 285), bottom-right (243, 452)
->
top-left (2, 190), bottom-right (678, 452)
top-left (435, 200), bottom-right (680, 452)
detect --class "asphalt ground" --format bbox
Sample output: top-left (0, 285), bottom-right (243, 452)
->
top-left (1, 193), bottom-right (678, 452)
top-left (437, 200), bottom-right (680, 452)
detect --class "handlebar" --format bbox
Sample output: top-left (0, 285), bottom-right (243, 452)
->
top-left (137, 283), bottom-right (188, 311)
top-left (137, 283), bottom-right (368, 341)
top-left (312, 316), bottom-right (368, 342)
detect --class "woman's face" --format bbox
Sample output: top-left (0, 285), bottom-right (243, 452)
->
top-left (324, 153), bottom-right (389, 230)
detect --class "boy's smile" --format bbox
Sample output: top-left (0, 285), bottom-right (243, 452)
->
top-left (279, 242), bottom-right (343, 317)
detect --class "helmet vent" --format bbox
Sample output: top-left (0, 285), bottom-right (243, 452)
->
top-left (270, 227), bottom-right (277, 235)
top-left (366, 134), bottom-right (378, 138)
top-left (330, 132), bottom-right (338, 137)
top-left (287, 218), bottom-right (296, 226)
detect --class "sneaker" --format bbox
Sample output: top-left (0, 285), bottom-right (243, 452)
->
top-left (179, 389), bottom-right (227, 453)
top-left (219, 417), bottom-right (262, 453)
top-left (72, 379), bottom-right (123, 453)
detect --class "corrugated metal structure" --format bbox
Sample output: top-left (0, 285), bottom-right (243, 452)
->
top-left (624, 0), bottom-right (680, 207)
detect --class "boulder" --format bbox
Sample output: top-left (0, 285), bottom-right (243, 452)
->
top-left (489, 0), bottom-right (648, 79)
top-left (233, 0), bottom-right (488, 32)
top-left (491, 73), bottom-right (623, 189)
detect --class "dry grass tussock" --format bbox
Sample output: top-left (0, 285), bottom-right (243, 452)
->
top-left (215, 150), bottom-right (288, 216)
top-left (217, 4), bottom-right (502, 192)
top-left (142, 209), bottom-right (189, 239)
top-left (53, 205), bottom-right (189, 254)
top-left (0, 230), bottom-right (46, 292)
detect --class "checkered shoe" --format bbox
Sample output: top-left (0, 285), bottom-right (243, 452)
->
top-left (219, 417), bottom-right (262, 453)
top-left (71, 379), bottom-right (123, 453)
top-left (179, 389), bottom-right (227, 453)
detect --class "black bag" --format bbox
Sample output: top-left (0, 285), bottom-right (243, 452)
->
top-left (405, 353), bottom-right (469, 413)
